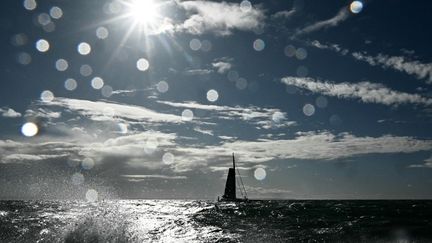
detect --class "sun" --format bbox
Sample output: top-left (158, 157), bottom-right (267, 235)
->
top-left (127, 0), bottom-right (158, 25)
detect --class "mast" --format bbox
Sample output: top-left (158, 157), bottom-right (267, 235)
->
top-left (222, 153), bottom-right (237, 200)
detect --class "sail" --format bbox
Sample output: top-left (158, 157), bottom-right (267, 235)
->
top-left (223, 168), bottom-right (236, 199)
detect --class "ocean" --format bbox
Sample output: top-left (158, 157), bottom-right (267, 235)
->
top-left (0, 200), bottom-right (431, 242)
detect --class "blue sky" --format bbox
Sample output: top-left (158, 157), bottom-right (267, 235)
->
top-left (1, 0), bottom-right (432, 200)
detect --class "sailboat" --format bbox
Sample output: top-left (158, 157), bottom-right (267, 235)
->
top-left (218, 153), bottom-right (249, 202)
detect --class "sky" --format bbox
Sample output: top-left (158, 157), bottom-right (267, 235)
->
top-left (1, 0), bottom-right (432, 200)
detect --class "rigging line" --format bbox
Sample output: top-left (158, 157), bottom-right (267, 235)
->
top-left (236, 167), bottom-right (248, 199)
top-left (236, 175), bottom-right (244, 198)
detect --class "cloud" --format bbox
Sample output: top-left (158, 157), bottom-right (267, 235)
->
top-left (219, 135), bottom-right (237, 141)
top-left (0, 107), bottom-right (21, 118)
top-left (46, 97), bottom-right (182, 124)
top-left (158, 131), bottom-right (432, 171)
top-left (352, 52), bottom-right (432, 84)
top-left (308, 41), bottom-right (432, 84)
top-left (281, 77), bottom-right (432, 106)
top-left (120, 174), bottom-right (187, 181)
top-left (272, 9), bottom-right (296, 19)
top-left (111, 88), bottom-right (152, 95)
top-left (409, 156), bottom-right (432, 168)
top-left (212, 61), bottom-right (232, 74)
top-left (244, 186), bottom-right (292, 196)
top-left (3, 153), bottom-right (69, 163)
top-left (217, 131), bottom-right (432, 162)
top-left (176, 1), bottom-right (265, 36)
top-left (25, 108), bottom-right (61, 119)
top-left (309, 40), bottom-right (349, 55)
top-left (2, 129), bottom-right (432, 174)
top-left (295, 7), bottom-right (349, 36)
top-left (157, 100), bottom-right (296, 129)
top-left (193, 127), bottom-right (214, 136)
top-left (184, 68), bottom-right (213, 75)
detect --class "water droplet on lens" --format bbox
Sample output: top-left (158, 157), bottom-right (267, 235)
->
top-left (80, 64), bottom-right (93, 77)
top-left (295, 48), bottom-right (307, 60)
top-left (227, 70), bottom-right (239, 82)
top-left (71, 173), bottom-right (84, 185)
top-left (55, 59), bottom-right (68, 71)
top-left (101, 85), bottom-right (113, 97)
top-left (37, 13), bottom-right (51, 26)
top-left (253, 39), bottom-right (265, 51)
top-left (303, 104), bottom-right (315, 116)
top-left (136, 58), bottom-right (149, 71)
top-left (254, 167), bottom-right (266, 180)
top-left (21, 122), bottom-right (38, 137)
top-left (41, 90), bottom-right (54, 102)
top-left (36, 39), bottom-right (50, 52)
top-left (156, 81), bottom-right (169, 93)
top-left (162, 152), bottom-right (175, 164)
top-left (240, 0), bottom-right (252, 12)
top-left (17, 52), bottom-right (32, 65)
top-left (206, 89), bottom-right (219, 102)
top-left (64, 78), bottom-right (77, 91)
top-left (181, 109), bottom-right (194, 121)
top-left (201, 40), bottom-right (212, 52)
top-left (77, 42), bottom-right (91, 55)
top-left (284, 45), bottom-right (296, 57)
top-left (23, 0), bottom-right (37, 10)
top-left (236, 78), bottom-right (248, 90)
top-left (350, 1), bottom-right (363, 14)
top-left (96, 27), bottom-right (109, 39)
top-left (91, 77), bottom-right (104, 90)
top-left (189, 38), bottom-right (201, 51)
top-left (315, 96), bottom-right (328, 108)
top-left (11, 33), bottom-right (28, 46)
top-left (81, 158), bottom-right (95, 170)
top-left (49, 6), bottom-right (63, 19)
top-left (85, 189), bottom-right (98, 202)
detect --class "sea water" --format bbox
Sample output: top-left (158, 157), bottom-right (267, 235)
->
top-left (1, 200), bottom-right (432, 242)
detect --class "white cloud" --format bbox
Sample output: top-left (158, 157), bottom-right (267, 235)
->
top-left (272, 9), bottom-right (296, 19)
top-left (2, 130), bottom-right (432, 173)
top-left (120, 174), bottom-right (187, 181)
top-left (157, 100), bottom-right (296, 129)
top-left (47, 97), bottom-right (182, 124)
top-left (0, 107), bottom-right (21, 118)
top-left (79, 131), bottom-right (177, 160)
top-left (25, 108), bottom-right (61, 119)
top-left (308, 41), bottom-right (432, 84)
top-left (184, 69), bottom-right (213, 75)
top-left (211, 61), bottom-right (232, 74)
top-left (409, 156), bottom-right (432, 168)
top-left (352, 52), bottom-right (432, 84)
top-left (219, 135), bottom-right (237, 141)
top-left (281, 76), bottom-right (432, 106)
top-left (177, 1), bottom-right (265, 36)
top-left (309, 40), bottom-right (349, 55)
top-left (3, 153), bottom-right (68, 163)
top-left (218, 131), bottom-right (432, 162)
top-left (160, 131), bottom-right (432, 171)
top-left (244, 186), bottom-right (292, 196)
top-left (111, 88), bottom-right (152, 95)
top-left (295, 7), bottom-right (349, 36)
top-left (193, 127), bottom-right (214, 136)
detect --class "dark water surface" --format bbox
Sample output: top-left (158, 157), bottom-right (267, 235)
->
top-left (0, 200), bottom-right (431, 242)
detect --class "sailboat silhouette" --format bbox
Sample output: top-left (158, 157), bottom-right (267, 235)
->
top-left (218, 153), bottom-right (248, 202)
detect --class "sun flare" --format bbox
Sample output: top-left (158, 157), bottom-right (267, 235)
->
top-left (128, 0), bottom-right (158, 25)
